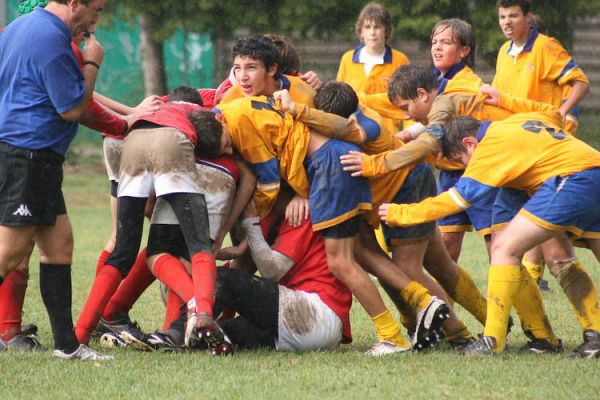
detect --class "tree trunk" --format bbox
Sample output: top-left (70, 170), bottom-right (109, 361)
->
top-left (140, 13), bottom-right (167, 96)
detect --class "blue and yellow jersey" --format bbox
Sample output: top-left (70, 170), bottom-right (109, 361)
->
top-left (492, 28), bottom-right (588, 134)
top-left (385, 111), bottom-right (600, 227)
top-left (292, 102), bottom-right (411, 227)
top-left (215, 96), bottom-right (311, 217)
top-left (220, 74), bottom-right (316, 107)
top-left (362, 64), bottom-right (556, 177)
top-left (337, 45), bottom-right (409, 95)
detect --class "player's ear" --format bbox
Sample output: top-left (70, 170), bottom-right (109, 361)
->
top-left (462, 135), bottom-right (477, 149)
top-left (268, 63), bottom-right (278, 78)
top-left (459, 46), bottom-right (470, 60)
top-left (416, 88), bottom-right (428, 101)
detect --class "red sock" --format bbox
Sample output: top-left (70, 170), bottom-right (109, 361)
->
top-left (0, 268), bottom-right (28, 341)
top-left (163, 289), bottom-right (184, 330)
top-left (153, 254), bottom-right (194, 303)
top-left (102, 248), bottom-right (155, 321)
top-left (75, 264), bottom-right (122, 344)
top-left (96, 250), bottom-right (111, 276)
top-left (191, 252), bottom-right (217, 317)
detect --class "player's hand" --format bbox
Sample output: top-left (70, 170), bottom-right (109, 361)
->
top-left (378, 203), bottom-right (391, 223)
top-left (82, 34), bottom-right (104, 65)
top-left (273, 89), bottom-right (296, 113)
top-left (285, 195), bottom-right (309, 227)
top-left (135, 95), bottom-right (162, 113)
top-left (241, 199), bottom-right (259, 219)
top-left (300, 71), bottom-right (322, 89)
top-left (216, 246), bottom-right (243, 260)
top-left (395, 130), bottom-right (414, 143)
top-left (480, 84), bottom-right (499, 106)
top-left (340, 150), bottom-right (365, 177)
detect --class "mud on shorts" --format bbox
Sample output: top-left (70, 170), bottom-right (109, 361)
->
top-left (0, 142), bottom-right (66, 226)
top-left (437, 169), bottom-right (497, 236)
top-left (150, 161), bottom-right (236, 241)
top-left (117, 127), bottom-right (200, 198)
top-left (276, 286), bottom-right (343, 351)
top-left (103, 136), bottom-right (124, 197)
top-left (381, 163), bottom-right (437, 247)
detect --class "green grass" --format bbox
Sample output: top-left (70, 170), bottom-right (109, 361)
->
top-left (1, 165), bottom-right (600, 400)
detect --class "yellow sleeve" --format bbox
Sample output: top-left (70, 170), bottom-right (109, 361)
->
top-left (385, 190), bottom-right (466, 227)
top-left (499, 92), bottom-right (558, 114)
top-left (293, 103), bottom-right (365, 144)
top-left (363, 135), bottom-right (440, 177)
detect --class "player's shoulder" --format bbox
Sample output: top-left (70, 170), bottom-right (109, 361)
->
top-left (390, 48), bottom-right (410, 64)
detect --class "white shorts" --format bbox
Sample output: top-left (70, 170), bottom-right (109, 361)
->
top-left (102, 136), bottom-right (123, 182)
top-left (150, 160), bottom-right (237, 240)
top-left (276, 287), bottom-right (343, 352)
top-left (118, 128), bottom-right (200, 198)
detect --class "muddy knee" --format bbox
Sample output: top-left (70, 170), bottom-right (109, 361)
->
top-left (547, 258), bottom-right (577, 281)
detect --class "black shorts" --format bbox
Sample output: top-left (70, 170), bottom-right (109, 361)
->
top-left (0, 142), bottom-right (66, 226)
top-left (146, 224), bottom-right (190, 260)
top-left (321, 215), bottom-right (363, 239)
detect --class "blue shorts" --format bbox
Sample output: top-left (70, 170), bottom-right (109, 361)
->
top-left (305, 139), bottom-right (371, 231)
top-left (491, 188), bottom-right (530, 232)
top-left (382, 164), bottom-right (437, 246)
top-left (520, 168), bottom-right (600, 239)
top-left (437, 169), bottom-right (497, 236)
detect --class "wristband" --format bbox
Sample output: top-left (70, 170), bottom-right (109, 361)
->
top-left (83, 61), bottom-right (100, 70)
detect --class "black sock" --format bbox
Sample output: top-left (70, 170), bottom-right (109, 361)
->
top-left (39, 263), bottom-right (79, 353)
top-left (170, 308), bottom-right (187, 333)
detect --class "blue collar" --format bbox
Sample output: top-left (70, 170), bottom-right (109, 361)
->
top-left (279, 74), bottom-right (291, 90)
top-left (477, 121), bottom-right (492, 142)
top-left (507, 27), bottom-right (539, 54)
top-left (433, 62), bottom-right (466, 81)
top-left (351, 44), bottom-right (393, 64)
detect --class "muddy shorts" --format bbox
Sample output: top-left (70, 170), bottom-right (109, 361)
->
top-left (103, 136), bottom-right (124, 196)
top-left (118, 128), bottom-right (200, 198)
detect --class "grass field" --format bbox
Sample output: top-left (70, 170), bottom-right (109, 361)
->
top-left (1, 162), bottom-right (600, 400)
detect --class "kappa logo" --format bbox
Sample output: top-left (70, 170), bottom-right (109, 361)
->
top-left (13, 204), bottom-right (32, 217)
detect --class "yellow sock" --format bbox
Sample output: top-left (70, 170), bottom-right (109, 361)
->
top-left (451, 267), bottom-right (487, 326)
top-left (371, 308), bottom-right (411, 349)
top-left (522, 256), bottom-right (544, 281)
top-left (483, 264), bottom-right (521, 352)
top-left (554, 260), bottom-right (600, 332)
top-left (513, 266), bottom-right (559, 346)
top-left (401, 281), bottom-right (432, 312)
top-left (380, 282), bottom-right (416, 332)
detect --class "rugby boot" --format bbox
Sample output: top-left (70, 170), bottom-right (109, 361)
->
top-left (365, 340), bottom-right (411, 356)
top-left (570, 329), bottom-right (600, 359)
top-left (460, 336), bottom-right (496, 356)
top-left (53, 344), bottom-right (114, 361)
top-left (412, 296), bottom-right (450, 351)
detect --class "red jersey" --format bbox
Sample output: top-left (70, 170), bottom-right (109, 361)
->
top-left (130, 102), bottom-right (204, 145)
top-left (196, 154), bottom-right (239, 182)
top-left (71, 43), bottom-right (127, 137)
top-left (273, 219), bottom-right (353, 343)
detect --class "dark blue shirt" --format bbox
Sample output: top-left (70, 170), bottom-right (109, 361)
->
top-left (0, 8), bottom-right (84, 156)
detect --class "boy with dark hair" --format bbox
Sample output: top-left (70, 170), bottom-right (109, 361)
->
top-left (493, 0), bottom-right (590, 290)
top-left (380, 110), bottom-right (600, 358)
top-left (220, 35), bottom-right (316, 106)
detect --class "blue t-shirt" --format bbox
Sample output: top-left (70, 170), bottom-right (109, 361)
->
top-left (0, 8), bottom-right (84, 156)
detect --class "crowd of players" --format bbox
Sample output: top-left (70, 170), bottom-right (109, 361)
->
top-left (0, 0), bottom-right (599, 360)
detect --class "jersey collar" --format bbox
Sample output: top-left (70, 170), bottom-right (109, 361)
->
top-left (352, 44), bottom-right (393, 64)
top-left (433, 62), bottom-right (466, 81)
top-left (477, 121), bottom-right (492, 142)
top-left (507, 27), bottom-right (539, 54)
